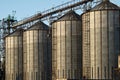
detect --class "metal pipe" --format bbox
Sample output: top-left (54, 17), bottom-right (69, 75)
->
top-left (12, 0), bottom-right (93, 27)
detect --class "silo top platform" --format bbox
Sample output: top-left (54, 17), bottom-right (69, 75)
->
top-left (91, 0), bottom-right (119, 11)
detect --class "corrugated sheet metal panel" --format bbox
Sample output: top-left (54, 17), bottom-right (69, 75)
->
top-left (5, 30), bottom-right (23, 80)
top-left (52, 11), bottom-right (82, 80)
top-left (23, 21), bottom-right (51, 80)
top-left (82, 9), bottom-right (120, 80)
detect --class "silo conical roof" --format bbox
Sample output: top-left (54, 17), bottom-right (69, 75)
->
top-left (27, 21), bottom-right (48, 30)
top-left (8, 28), bottom-right (23, 37)
top-left (91, 0), bottom-right (119, 11)
top-left (57, 10), bottom-right (80, 21)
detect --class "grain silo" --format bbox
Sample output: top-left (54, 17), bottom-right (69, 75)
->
top-left (23, 21), bottom-right (51, 80)
top-left (5, 29), bottom-right (23, 80)
top-left (82, 0), bottom-right (120, 79)
top-left (52, 10), bottom-right (82, 80)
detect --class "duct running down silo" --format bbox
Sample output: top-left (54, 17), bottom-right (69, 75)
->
top-left (23, 21), bottom-right (51, 80)
top-left (82, 0), bottom-right (120, 79)
top-left (5, 29), bottom-right (23, 80)
top-left (52, 10), bottom-right (82, 80)
top-left (0, 54), bottom-right (1, 69)
top-left (118, 55), bottom-right (120, 68)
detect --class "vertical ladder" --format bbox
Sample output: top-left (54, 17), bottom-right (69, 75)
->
top-left (84, 12), bottom-right (90, 79)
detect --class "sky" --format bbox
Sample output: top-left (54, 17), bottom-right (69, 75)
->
top-left (0, 0), bottom-right (67, 20)
top-left (0, 0), bottom-right (120, 21)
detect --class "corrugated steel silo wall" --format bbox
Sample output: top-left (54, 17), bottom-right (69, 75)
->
top-left (5, 31), bottom-right (23, 80)
top-left (23, 28), bottom-right (51, 80)
top-left (82, 10), bottom-right (120, 79)
top-left (48, 27), bottom-right (52, 80)
top-left (52, 16), bottom-right (82, 80)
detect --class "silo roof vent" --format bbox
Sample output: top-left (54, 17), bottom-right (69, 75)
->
top-left (91, 0), bottom-right (119, 10)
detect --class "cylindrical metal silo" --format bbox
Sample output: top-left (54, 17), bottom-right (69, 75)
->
top-left (82, 0), bottom-right (120, 79)
top-left (23, 21), bottom-right (51, 80)
top-left (5, 29), bottom-right (23, 80)
top-left (52, 11), bottom-right (82, 80)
